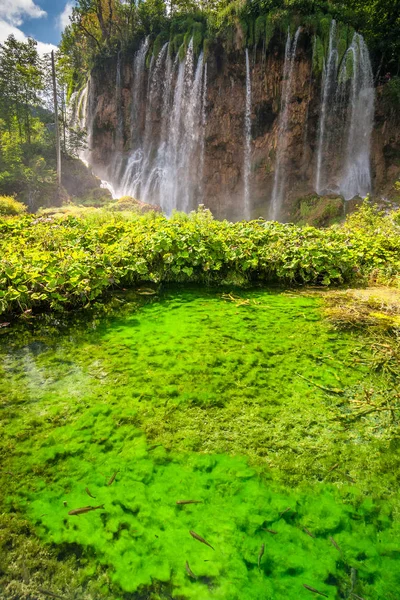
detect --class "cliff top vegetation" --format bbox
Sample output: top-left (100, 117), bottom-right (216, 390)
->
top-left (60, 0), bottom-right (400, 95)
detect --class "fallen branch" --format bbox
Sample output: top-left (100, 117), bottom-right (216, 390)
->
top-left (296, 373), bottom-right (344, 395)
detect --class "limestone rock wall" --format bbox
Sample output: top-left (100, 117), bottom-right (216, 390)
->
top-left (88, 43), bottom-right (400, 220)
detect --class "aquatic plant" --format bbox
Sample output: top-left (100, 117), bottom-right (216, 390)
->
top-left (1, 288), bottom-right (400, 598)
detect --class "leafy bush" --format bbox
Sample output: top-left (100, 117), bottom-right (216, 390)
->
top-left (73, 188), bottom-right (113, 208)
top-left (0, 196), bottom-right (27, 216)
top-left (1, 203), bottom-right (400, 317)
top-left (108, 196), bottom-right (161, 213)
top-left (383, 76), bottom-right (400, 110)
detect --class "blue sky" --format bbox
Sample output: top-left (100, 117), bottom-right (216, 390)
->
top-left (0, 0), bottom-right (75, 54)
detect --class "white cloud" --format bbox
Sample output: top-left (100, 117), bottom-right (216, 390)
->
top-left (0, 0), bottom-right (46, 27)
top-left (0, 0), bottom-right (54, 56)
top-left (0, 19), bottom-right (57, 56)
top-left (57, 1), bottom-right (74, 31)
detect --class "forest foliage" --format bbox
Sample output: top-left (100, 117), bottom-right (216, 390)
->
top-left (1, 202), bottom-right (400, 318)
top-left (0, 36), bottom-right (88, 210)
top-left (60, 0), bottom-right (400, 95)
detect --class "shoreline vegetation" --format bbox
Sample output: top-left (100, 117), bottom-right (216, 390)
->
top-left (1, 202), bottom-right (400, 320)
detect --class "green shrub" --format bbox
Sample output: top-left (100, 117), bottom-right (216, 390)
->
top-left (108, 196), bottom-right (143, 212)
top-left (383, 76), bottom-right (400, 109)
top-left (1, 203), bottom-right (400, 317)
top-left (73, 188), bottom-right (112, 208)
top-left (0, 196), bottom-right (27, 216)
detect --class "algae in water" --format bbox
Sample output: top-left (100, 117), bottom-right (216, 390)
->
top-left (1, 288), bottom-right (399, 599)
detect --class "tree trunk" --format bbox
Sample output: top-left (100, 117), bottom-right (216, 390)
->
top-left (51, 51), bottom-right (62, 193)
top-left (96, 0), bottom-right (108, 42)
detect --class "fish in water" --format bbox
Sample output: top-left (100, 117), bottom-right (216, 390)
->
top-left (329, 536), bottom-right (342, 553)
top-left (303, 528), bottom-right (315, 538)
top-left (262, 528), bottom-right (277, 534)
top-left (303, 584), bottom-right (328, 597)
top-left (85, 487), bottom-right (96, 498)
top-left (107, 471), bottom-right (118, 486)
top-left (189, 530), bottom-right (214, 550)
top-left (350, 567), bottom-right (357, 592)
top-left (327, 463), bottom-right (339, 474)
top-left (37, 590), bottom-right (64, 599)
top-left (176, 500), bottom-right (203, 505)
top-left (185, 561), bottom-right (197, 579)
top-left (68, 504), bottom-right (104, 516)
top-left (258, 543), bottom-right (265, 568)
top-left (136, 288), bottom-right (157, 295)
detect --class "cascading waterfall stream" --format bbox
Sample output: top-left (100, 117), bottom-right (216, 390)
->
top-left (69, 79), bottom-right (118, 197)
top-left (116, 52), bottom-right (124, 150)
top-left (314, 27), bottom-right (375, 200)
top-left (68, 27), bottom-right (375, 221)
top-left (270, 27), bottom-right (301, 221)
top-left (156, 55), bottom-right (185, 212)
top-left (107, 39), bottom-right (207, 215)
top-left (243, 49), bottom-right (252, 220)
top-left (138, 43), bottom-right (170, 201)
top-left (315, 20), bottom-right (338, 194)
top-left (71, 80), bottom-right (91, 165)
top-left (131, 36), bottom-right (149, 143)
top-left (340, 34), bottom-right (375, 200)
top-left (199, 62), bottom-right (208, 187)
top-left (181, 48), bottom-right (204, 211)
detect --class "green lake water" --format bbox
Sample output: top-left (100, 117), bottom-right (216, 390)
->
top-left (0, 287), bottom-right (399, 599)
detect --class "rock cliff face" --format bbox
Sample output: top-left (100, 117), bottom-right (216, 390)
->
top-left (87, 40), bottom-right (400, 221)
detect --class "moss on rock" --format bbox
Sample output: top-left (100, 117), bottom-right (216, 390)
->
top-left (290, 194), bottom-right (345, 227)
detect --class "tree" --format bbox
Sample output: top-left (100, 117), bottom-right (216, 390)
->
top-left (71, 0), bottom-right (119, 50)
top-left (0, 36), bottom-right (44, 144)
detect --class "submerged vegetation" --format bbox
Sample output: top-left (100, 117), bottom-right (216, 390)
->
top-left (1, 202), bottom-right (400, 319)
top-left (1, 287), bottom-right (400, 598)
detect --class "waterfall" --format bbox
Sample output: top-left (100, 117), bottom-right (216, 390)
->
top-left (131, 37), bottom-right (149, 144)
top-left (314, 28), bottom-right (375, 200)
top-left (138, 42), bottom-right (169, 201)
top-left (270, 28), bottom-right (301, 221)
top-left (339, 34), bottom-right (375, 200)
top-left (69, 79), bottom-right (92, 166)
top-left (180, 47), bottom-right (204, 211)
top-left (116, 51), bottom-right (124, 150)
top-left (244, 49), bottom-right (252, 219)
top-left (315, 21), bottom-right (338, 194)
top-left (106, 39), bottom-right (206, 214)
top-left (199, 62), bottom-right (208, 190)
top-left (158, 40), bottom-right (204, 213)
top-left (70, 27), bottom-right (374, 220)
top-left (67, 85), bottom-right (88, 154)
